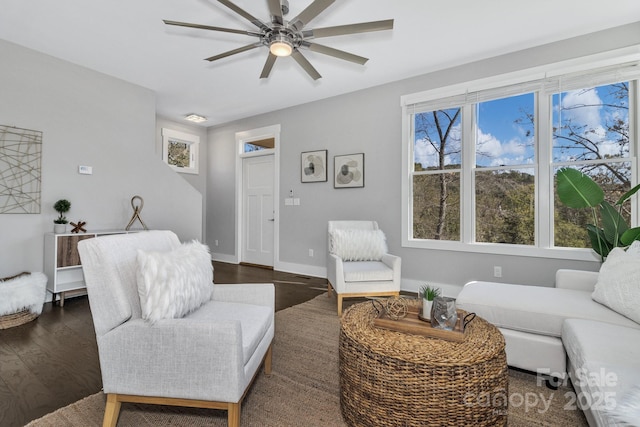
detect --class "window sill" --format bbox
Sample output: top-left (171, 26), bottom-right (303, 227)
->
top-left (402, 239), bottom-right (602, 262)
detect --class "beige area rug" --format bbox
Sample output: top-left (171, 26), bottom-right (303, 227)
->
top-left (26, 294), bottom-right (588, 426)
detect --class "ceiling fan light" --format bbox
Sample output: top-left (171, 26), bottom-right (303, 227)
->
top-left (270, 36), bottom-right (293, 57)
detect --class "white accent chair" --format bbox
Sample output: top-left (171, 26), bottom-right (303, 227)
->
top-left (326, 221), bottom-right (401, 316)
top-left (78, 230), bottom-right (274, 427)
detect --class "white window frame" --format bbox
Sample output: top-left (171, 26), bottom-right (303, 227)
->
top-left (401, 52), bottom-right (640, 262)
top-left (162, 128), bottom-right (200, 174)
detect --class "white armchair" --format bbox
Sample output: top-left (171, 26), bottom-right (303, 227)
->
top-left (78, 230), bottom-right (274, 427)
top-left (326, 221), bottom-right (401, 316)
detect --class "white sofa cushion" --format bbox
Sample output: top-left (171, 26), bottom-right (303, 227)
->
top-left (136, 240), bottom-right (214, 323)
top-left (592, 247), bottom-right (640, 324)
top-left (611, 385), bottom-right (640, 426)
top-left (186, 300), bottom-right (272, 365)
top-left (342, 261), bottom-right (394, 282)
top-left (329, 229), bottom-right (387, 261)
top-left (456, 281), bottom-right (640, 337)
top-left (562, 319), bottom-right (640, 426)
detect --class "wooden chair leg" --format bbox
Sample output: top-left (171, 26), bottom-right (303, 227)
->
top-left (327, 282), bottom-right (332, 297)
top-left (228, 402), bottom-right (240, 427)
top-left (103, 393), bottom-right (122, 427)
top-left (337, 294), bottom-right (343, 316)
top-left (264, 344), bottom-right (273, 375)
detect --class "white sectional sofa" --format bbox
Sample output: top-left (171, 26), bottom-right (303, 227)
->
top-left (457, 258), bottom-right (640, 426)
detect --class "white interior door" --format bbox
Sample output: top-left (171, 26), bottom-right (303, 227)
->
top-left (242, 154), bottom-right (274, 267)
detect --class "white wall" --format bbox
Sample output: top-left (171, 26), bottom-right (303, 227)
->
top-left (0, 39), bottom-right (202, 277)
top-left (206, 22), bottom-right (640, 292)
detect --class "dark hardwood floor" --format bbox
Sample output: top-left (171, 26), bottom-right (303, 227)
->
top-left (0, 262), bottom-right (329, 427)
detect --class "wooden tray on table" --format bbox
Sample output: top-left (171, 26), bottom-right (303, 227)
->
top-left (374, 305), bottom-right (470, 342)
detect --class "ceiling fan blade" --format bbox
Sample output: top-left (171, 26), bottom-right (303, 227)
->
top-left (303, 42), bottom-right (368, 65)
top-left (290, 0), bottom-right (335, 31)
top-left (304, 19), bottom-right (394, 38)
top-left (205, 42), bottom-right (262, 62)
top-left (267, 0), bottom-right (283, 25)
top-left (163, 20), bottom-right (261, 37)
top-left (260, 53), bottom-right (278, 79)
top-left (218, 0), bottom-right (270, 31)
top-left (291, 49), bottom-right (321, 80)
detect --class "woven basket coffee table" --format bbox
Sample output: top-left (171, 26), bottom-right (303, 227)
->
top-left (339, 299), bottom-right (508, 427)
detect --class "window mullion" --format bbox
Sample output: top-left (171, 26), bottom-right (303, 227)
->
top-left (631, 80), bottom-right (639, 227)
top-left (537, 92), bottom-right (552, 248)
top-left (462, 105), bottom-right (475, 243)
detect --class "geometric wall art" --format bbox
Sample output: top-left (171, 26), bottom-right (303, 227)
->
top-left (0, 124), bottom-right (42, 214)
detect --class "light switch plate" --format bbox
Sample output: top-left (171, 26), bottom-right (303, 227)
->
top-left (78, 165), bottom-right (93, 175)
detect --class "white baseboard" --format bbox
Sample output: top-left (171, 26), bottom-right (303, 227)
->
top-left (211, 252), bottom-right (238, 264)
top-left (275, 260), bottom-right (326, 278)
top-left (401, 278), bottom-right (464, 298)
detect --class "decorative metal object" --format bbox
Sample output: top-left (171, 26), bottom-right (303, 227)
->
top-left (125, 195), bottom-right (148, 230)
top-left (372, 297), bottom-right (408, 321)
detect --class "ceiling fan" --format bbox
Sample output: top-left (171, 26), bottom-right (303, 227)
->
top-left (164, 0), bottom-right (393, 80)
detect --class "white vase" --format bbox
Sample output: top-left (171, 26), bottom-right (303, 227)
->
top-left (422, 298), bottom-right (433, 319)
top-left (54, 223), bottom-right (66, 234)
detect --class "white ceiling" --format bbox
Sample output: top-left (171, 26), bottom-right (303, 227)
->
top-left (2, 0), bottom-right (640, 127)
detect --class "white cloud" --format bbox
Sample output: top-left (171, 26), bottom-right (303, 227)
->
top-left (561, 88), bottom-right (602, 133)
top-left (476, 129), bottom-right (532, 166)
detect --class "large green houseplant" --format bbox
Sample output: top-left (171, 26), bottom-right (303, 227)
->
top-left (556, 168), bottom-right (640, 260)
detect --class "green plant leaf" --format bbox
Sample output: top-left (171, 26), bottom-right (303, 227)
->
top-left (587, 224), bottom-right (611, 260)
top-left (621, 227), bottom-right (640, 245)
top-left (556, 168), bottom-right (604, 209)
top-left (616, 182), bottom-right (640, 206)
top-left (600, 200), bottom-right (628, 247)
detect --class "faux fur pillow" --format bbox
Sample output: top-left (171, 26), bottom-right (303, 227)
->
top-left (592, 247), bottom-right (640, 324)
top-left (330, 229), bottom-right (388, 261)
top-left (136, 240), bottom-right (214, 323)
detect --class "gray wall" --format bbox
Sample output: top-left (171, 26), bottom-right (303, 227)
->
top-left (207, 22), bottom-right (640, 291)
top-left (155, 116), bottom-right (208, 238)
top-left (0, 39), bottom-right (202, 277)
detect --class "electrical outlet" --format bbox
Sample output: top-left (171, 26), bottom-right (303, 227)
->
top-left (308, 249), bottom-right (314, 257)
top-left (493, 266), bottom-right (502, 278)
top-left (215, 240), bottom-right (219, 246)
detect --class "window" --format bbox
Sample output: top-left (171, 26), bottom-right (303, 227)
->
top-left (402, 62), bottom-right (638, 259)
top-left (552, 83), bottom-right (631, 248)
top-left (162, 128), bottom-right (199, 174)
top-left (475, 94), bottom-right (536, 245)
top-left (413, 108), bottom-right (461, 241)
top-left (243, 137), bottom-right (275, 154)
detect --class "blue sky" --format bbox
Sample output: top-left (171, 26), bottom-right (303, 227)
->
top-left (414, 83), bottom-right (629, 169)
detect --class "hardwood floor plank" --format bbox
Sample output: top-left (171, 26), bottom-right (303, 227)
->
top-left (0, 334), bottom-right (54, 425)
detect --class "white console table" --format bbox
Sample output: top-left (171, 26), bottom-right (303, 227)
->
top-left (44, 230), bottom-right (136, 306)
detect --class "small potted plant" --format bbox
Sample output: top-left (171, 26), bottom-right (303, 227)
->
top-left (419, 284), bottom-right (441, 320)
top-left (53, 199), bottom-right (71, 233)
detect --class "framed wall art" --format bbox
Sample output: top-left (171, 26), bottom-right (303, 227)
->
top-left (0, 125), bottom-right (42, 214)
top-left (334, 153), bottom-right (364, 188)
top-left (301, 150), bottom-right (327, 183)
